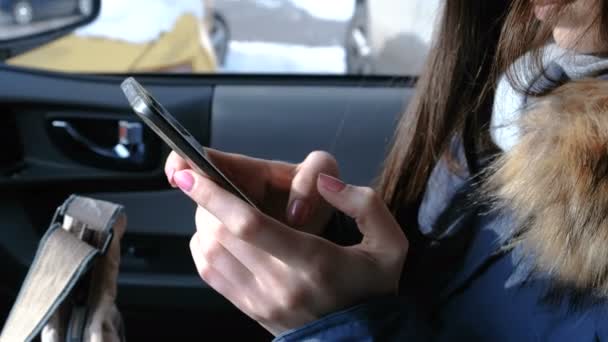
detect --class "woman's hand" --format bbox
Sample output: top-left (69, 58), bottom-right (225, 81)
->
top-left (165, 149), bottom-right (338, 235)
top-left (173, 169), bottom-right (408, 336)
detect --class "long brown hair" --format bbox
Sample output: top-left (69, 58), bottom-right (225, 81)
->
top-left (377, 0), bottom-right (607, 214)
top-left (376, 0), bottom-right (510, 213)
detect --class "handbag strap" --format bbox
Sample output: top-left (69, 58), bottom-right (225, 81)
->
top-left (0, 195), bottom-right (125, 342)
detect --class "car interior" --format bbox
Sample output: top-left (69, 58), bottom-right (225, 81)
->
top-left (0, 0), bottom-right (417, 339)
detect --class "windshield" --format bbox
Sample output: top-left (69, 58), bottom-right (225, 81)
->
top-left (1, 0), bottom-right (440, 76)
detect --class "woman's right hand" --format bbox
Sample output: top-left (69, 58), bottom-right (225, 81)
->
top-left (164, 149), bottom-right (339, 236)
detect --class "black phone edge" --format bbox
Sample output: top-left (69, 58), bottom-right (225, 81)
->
top-left (121, 78), bottom-right (257, 209)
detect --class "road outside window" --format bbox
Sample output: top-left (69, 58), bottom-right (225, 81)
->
top-left (1, 0), bottom-right (440, 76)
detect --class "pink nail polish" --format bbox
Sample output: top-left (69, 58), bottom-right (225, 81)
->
top-left (289, 199), bottom-right (310, 226)
top-left (167, 168), bottom-right (176, 185)
top-left (319, 173), bottom-right (346, 192)
top-left (174, 171), bottom-right (195, 192)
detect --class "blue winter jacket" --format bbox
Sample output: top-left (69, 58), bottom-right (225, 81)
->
top-left (275, 69), bottom-right (608, 341)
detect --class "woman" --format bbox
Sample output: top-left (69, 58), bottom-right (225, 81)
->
top-left (165, 0), bottom-right (608, 339)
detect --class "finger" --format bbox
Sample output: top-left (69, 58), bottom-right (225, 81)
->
top-left (175, 169), bottom-right (307, 263)
top-left (165, 151), bottom-right (189, 187)
top-left (189, 233), bottom-right (258, 316)
top-left (192, 212), bottom-right (256, 287)
top-left (190, 232), bottom-right (236, 293)
top-left (206, 148), bottom-right (296, 191)
top-left (286, 151), bottom-right (339, 227)
top-left (316, 174), bottom-right (408, 254)
top-left (165, 148), bottom-right (296, 192)
top-left (196, 207), bottom-right (283, 279)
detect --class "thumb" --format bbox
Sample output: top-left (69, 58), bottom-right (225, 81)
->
top-left (316, 173), bottom-right (408, 254)
top-left (286, 151), bottom-right (339, 228)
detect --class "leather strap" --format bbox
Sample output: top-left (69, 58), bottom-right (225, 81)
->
top-left (0, 195), bottom-right (125, 342)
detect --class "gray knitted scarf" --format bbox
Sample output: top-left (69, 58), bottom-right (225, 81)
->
top-left (491, 43), bottom-right (608, 152)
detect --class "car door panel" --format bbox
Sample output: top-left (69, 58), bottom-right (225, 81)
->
top-left (212, 85), bottom-right (410, 185)
top-left (0, 65), bottom-right (413, 339)
top-left (1, 68), bottom-right (211, 188)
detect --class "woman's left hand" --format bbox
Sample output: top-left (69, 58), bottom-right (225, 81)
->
top-left (173, 169), bottom-right (408, 336)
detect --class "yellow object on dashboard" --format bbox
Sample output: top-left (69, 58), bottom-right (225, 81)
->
top-left (7, 14), bottom-right (217, 73)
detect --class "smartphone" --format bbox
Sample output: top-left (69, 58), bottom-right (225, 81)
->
top-left (121, 77), bottom-right (257, 209)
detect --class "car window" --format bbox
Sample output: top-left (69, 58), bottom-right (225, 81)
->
top-left (1, 0), bottom-right (441, 76)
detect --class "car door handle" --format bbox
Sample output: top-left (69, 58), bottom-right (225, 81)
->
top-left (51, 119), bottom-right (147, 166)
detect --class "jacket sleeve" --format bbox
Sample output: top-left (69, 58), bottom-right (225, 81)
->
top-left (273, 296), bottom-right (434, 342)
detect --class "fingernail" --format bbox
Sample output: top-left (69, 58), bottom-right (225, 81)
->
top-left (174, 171), bottom-right (194, 192)
top-left (319, 173), bottom-right (346, 192)
top-left (167, 168), bottom-right (176, 186)
top-left (288, 199), bottom-right (310, 226)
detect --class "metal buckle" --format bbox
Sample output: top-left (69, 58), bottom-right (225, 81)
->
top-left (50, 205), bottom-right (114, 255)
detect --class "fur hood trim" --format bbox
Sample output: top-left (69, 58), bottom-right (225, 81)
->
top-left (486, 79), bottom-right (608, 297)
